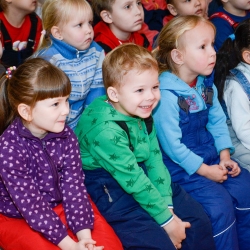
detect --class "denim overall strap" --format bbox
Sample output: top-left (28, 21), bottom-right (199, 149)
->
top-left (230, 68), bottom-right (250, 100)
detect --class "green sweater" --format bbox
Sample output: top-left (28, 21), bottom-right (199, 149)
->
top-left (75, 96), bottom-right (173, 225)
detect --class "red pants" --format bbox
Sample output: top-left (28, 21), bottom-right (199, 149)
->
top-left (0, 199), bottom-right (123, 250)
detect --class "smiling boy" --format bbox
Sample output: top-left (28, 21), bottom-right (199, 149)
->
top-left (75, 44), bottom-right (216, 250)
top-left (92, 0), bottom-right (151, 53)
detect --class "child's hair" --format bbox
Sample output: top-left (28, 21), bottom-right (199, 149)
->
top-left (154, 15), bottom-right (215, 75)
top-left (39, 0), bottom-right (93, 49)
top-left (0, 58), bottom-right (71, 135)
top-left (92, 0), bottom-right (115, 17)
top-left (214, 19), bottom-right (250, 101)
top-left (0, 0), bottom-right (8, 12)
top-left (102, 43), bottom-right (158, 91)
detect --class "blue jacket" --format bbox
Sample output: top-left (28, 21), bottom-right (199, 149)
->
top-left (0, 118), bottom-right (94, 245)
top-left (153, 71), bottom-right (234, 175)
top-left (35, 36), bottom-right (105, 130)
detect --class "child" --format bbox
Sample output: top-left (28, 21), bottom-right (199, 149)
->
top-left (153, 15), bottom-right (250, 250)
top-left (35, 0), bottom-right (105, 130)
top-left (0, 0), bottom-right (42, 68)
top-left (214, 19), bottom-right (250, 172)
top-left (151, 0), bottom-right (207, 48)
top-left (91, 0), bottom-right (151, 54)
top-left (210, 0), bottom-right (250, 49)
top-left (0, 58), bottom-right (107, 250)
top-left (75, 44), bottom-right (216, 250)
top-left (167, 0), bottom-right (207, 18)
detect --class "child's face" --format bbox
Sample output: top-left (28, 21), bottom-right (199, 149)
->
top-left (8, 0), bottom-right (37, 13)
top-left (223, 0), bottom-right (250, 13)
top-left (24, 96), bottom-right (69, 139)
top-left (57, 9), bottom-right (94, 51)
top-left (110, 68), bottom-right (160, 118)
top-left (177, 22), bottom-right (216, 81)
top-left (107, 0), bottom-right (144, 40)
top-left (167, 0), bottom-right (206, 17)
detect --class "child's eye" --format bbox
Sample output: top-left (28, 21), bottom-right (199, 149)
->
top-left (200, 44), bottom-right (205, 49)
top-left (153, 85), bottom-right (159, 90)
top-left (137, 1), bottom-right (142, 6)
top-left (88, 20), bottom-right (93, 26)
top-left (52, 102), bottom-right (59, 107)
top-left (124, 4), bottom-right (131, 9)
top-left (77, 23), bottom-right (82, 27)
top-left (136, 89), bottom-right (143, 93)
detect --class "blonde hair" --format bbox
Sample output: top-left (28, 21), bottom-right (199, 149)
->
top-left (38, 0), bottom-right (93, 49)
top-left (154, 15), bottom-right (215, 74)
top-left (103, 43), bottom-right (158, 91)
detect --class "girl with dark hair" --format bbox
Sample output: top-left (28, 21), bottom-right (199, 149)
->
top-left (214, 18), bottom-right (250, 171)
top-left (0, 58), bottom-right (107, 250)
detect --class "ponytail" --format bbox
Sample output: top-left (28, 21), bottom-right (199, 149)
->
top-left (214, 19), bottom-right (250, 101)
top-left (0, 74), bottom-right (14, 135)
top-left (214, 37), bottom-right (239, 101)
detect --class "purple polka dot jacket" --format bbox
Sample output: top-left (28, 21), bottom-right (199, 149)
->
top-left (0, 118), bottom-right (94, 245)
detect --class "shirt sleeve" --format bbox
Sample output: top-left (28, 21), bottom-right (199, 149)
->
top-left (0, 141), bottom-right (67, 245)
top-left (224, 79), bottom-right (250, 150)
top-left (206, 84), bottom-right (234, 154)
top-left (85, 126), bottom-right (173, 226)
top-left (144, 125), bottom-right (173, 208)
top-left (60, 130), bottom-right (94, 234)
top-left (153, 90), bottom-right (204, 175)
top-left (84, 47), bottom-right (105, 108)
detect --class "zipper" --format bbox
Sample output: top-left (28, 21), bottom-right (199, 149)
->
top-left (138, 119), bottom-right (142, 130)
top-left (104, 185), bottom-right (113, 202)
top-left (42, 141), bottom-right (62, 199)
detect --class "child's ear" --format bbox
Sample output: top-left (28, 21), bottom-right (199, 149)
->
top-left (171, 49), bottom-right (184, 65)
top-left (100, 10), bottom-right (113, 24)
top-left (107, 86), bottom-right (119, 102)
top-left (242, 50), bottom-right (250, 64)
top-left (167, 4), bottom-right (178, 16)
top-left (18, 103), bottom-right (32, 122)
top-left (51, 26), bottom-right (63, 40)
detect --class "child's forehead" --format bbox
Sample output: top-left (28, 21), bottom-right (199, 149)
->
top-left (67, 6), bottom-right (93, 20)
top-left (179, 22), bottom-right (215, 45)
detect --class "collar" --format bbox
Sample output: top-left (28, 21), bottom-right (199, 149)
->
top-left (50, 35), bottom-right (91, 60)
top-left (15, 117), bottom-right (68, 141)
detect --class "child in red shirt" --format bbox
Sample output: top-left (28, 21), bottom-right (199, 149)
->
top-left (0, 0), bottom-right (42, 68)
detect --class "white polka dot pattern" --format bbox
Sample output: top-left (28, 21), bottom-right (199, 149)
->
top-left (0, 118), bottom-right (94, 245)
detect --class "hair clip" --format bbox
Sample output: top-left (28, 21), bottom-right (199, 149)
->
top-left (228, 34), bottom-right (235, 41)
top-left (6, 66), bottom-right (16, 79)
top-left (41, 30), bottom-right (46, 36)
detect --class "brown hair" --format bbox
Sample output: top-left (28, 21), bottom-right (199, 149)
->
top-left (91, 0), bottom-right (115, 17)
top-left (102, 43), bottom-right (158, 91)
top-left (154, 15), bottom-right (215, 74)
top-left (0, 58), bottom-right (71, 135)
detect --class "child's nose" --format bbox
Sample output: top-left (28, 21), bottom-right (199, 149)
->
top-left (62, 102), bottom-right (69, 116)
top-left (146, 90), bottom-right (155, 100)
top-left (195, 0), bottom-right (202, 6)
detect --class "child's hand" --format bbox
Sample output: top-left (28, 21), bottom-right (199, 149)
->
top-left (197, 163), bottom-right (228, 183)
top-left (85, 242), bottom-right (104, 250)
top-left (220, 159), bottom-right (241, 177)
top-left (163, 214), bottom-right (191, 249)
